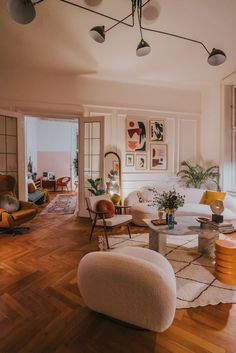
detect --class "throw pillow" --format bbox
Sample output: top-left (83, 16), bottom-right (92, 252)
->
top-left (0, 194), bottom-right (20, 213)
top-left (28, 182), bottom-right (37, 194)
top-left (200, 191), bottom-right (226, 205)
top-left (137, 191), bottom-right (144, 203)
top-left (96, 199), bottom-right (115, 218)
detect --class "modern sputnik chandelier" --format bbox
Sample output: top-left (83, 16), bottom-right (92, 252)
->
top-left (7, 0), bottom-right (227, 66)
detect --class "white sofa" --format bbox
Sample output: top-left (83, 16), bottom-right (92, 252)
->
top-left (78, 246), bottom-right (176, 332)
top-left (124, 187), bottom-right (236, 226)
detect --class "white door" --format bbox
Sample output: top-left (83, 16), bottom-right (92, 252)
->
top-left (78, 116), bottom-right (104, 217)
top-left (0, 109), bottom-right (26, 200)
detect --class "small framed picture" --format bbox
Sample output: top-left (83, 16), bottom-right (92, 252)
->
top-left (136, 154), bottom-right (147, 170)
top-left (113, 160), bottom-right (120, 174)
top-left (126, 154), bottom-right (134, 167)
top-left (149, 120), bottom-right (165, 142)
top-left (150, 144), bottom-right (167, 170)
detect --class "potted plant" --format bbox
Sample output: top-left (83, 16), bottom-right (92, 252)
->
top-left (151, 188), bottom-right (185, 229)
top-left (177, 161), bottom-right (220, 190)
top-left (87, 178), bottom-right (106, 196)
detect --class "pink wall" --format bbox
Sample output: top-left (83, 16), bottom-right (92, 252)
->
top-left (37, 151), bottom-right (71, 188)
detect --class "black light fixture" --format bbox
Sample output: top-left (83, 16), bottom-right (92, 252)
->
top-left (6, 0), bottom-right (227, 66)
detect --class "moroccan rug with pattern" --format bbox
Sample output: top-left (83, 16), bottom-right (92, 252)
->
top-left (41, 194), bottom-right (77, 215)
top-left (98, 233), bottom-right (236, 309)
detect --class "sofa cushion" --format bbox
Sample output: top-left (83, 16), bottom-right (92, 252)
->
top-left (176, 203), bottom-right (236, 220)
top-left (0, 194), bottom-right (20, 212)
top-left (96, 199), bottom-right (115, 218)
top-left (200, 191), bottom-right (226, 205)
top-left (224, 194), bottom-right (236, 214)
top-left (179, 188), bottom-right (204, 204)
top-left (140, 188), bottom-right (155, 202)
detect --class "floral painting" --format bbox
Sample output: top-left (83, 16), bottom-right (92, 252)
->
top-left (150, 144), bottom-right (167, 170)
top-left (149, 120), bottom-right (165, 142)
top-left (126, 118), bottom-right (147, 152)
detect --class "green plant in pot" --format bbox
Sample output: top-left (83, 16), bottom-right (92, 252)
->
top-left (177, 161), bottom-right (220, 189)
top-left (87, 178), bottom-right (106, 196)
top-left (150, 188), bottom-right (185, 229)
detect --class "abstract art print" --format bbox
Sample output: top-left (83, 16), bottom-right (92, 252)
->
top-left (126, 154), bottom-right (134, 166)
top-left (149, 120), bottom-right (165, 142)
top-left (150, 144), bottom-right (167, 170)
top-left (136, 154), bottom-right (147, 170)
top-left (126, 118), bottom-right (147, 152)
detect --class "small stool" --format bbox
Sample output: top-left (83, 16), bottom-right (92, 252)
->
top-left (214, 239), bottom-right (236, 285)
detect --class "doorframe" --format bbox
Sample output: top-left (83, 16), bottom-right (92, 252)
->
top-left (0, 108), bottom-right (26, 200)
top-left (79, 116), bottom-right (104, 217)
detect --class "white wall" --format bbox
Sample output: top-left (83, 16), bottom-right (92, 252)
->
top-left (26, 117), bottom-right (78, 188)
top-left (25, 117), bottom-right (38, 173)
top-left (0, 71), bottom-right (202, 199)
top-left (200, 83), bottom-right (221, 165)
top-left (90, 109), bottom-right (200, 199)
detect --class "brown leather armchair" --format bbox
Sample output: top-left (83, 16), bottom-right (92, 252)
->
top-left (0, 175), bottom-right (38, 233)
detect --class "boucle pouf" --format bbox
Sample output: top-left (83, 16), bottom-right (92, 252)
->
top-left (78, 246), bottom-right (176, 332)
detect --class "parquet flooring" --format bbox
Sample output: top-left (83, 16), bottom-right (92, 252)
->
top-left (0, 200), bottom-right (236, 353)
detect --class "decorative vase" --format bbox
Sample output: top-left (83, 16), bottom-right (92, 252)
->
top-left (166, 209), bottom-right (175, 229)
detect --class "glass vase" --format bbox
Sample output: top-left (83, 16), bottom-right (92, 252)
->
top-left (167, 210), bottom-right (175, 230)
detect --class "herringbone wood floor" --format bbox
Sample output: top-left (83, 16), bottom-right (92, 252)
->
top-left (0, 204), bottom-right (236, 353)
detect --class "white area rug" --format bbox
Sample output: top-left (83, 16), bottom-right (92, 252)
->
top-left (98, 233), bottom-right (236, 309)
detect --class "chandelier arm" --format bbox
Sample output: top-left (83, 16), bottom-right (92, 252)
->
top-left (59, 0), bottom-right (134, 28)
top-left (140, 25), bottom-right (211, 54)
top-left (105, 10), bottom-right (135, 33)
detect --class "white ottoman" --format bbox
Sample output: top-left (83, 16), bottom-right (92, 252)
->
top-left (131, 203), bottom-right (157, 226)
top-left (77, 246), bottom-right (176, 332)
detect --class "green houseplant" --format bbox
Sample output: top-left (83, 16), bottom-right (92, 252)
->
top-left (87, 178), bottom-right (106, 196)
top-left (177, 161), bottom-right (220, 189)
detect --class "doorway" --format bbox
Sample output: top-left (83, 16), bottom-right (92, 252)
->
top-left (25, 116), bottom-right (79, 204)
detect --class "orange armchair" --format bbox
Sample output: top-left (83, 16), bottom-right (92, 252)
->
top-left (0, 175), bottom-right (38, 233)
top-left (56, 177), bottom-right (71, 191)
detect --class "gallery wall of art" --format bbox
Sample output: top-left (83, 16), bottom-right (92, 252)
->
top-left (89, 109), bottom-right (200, 199)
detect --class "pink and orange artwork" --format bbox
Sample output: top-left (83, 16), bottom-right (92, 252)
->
top-left (150, 144), bottom-right (167, 170)
top-left (126, 118), bottom-right (147, 152)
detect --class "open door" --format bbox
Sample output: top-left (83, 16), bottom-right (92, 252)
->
top-left (78, 116), bottom-right (104, 217)
top-left (0, 108), bottom-right (26, 200)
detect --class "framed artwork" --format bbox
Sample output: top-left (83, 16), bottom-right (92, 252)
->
top-left (150, 144), bottom-right (168, 170)
top-left (136, 154), bottom-right (147, 170)
top-left (149, 120), bottom-right (165, 142)
top-left (126, 117), bottom-right (147, 152)
top-left (125, 154), bottom-right (134, 166)
top-left (113, 160), bottom-right (120, 174)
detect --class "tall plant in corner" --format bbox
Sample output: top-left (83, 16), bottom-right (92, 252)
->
top-left (177, 161), bottom-right (220, 190)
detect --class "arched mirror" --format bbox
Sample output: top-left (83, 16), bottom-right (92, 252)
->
top-left (104, 152), bottom-right (121, 202)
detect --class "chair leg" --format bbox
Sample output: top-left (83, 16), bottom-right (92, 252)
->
top-left (102, 217), bottom-right (110, 249)
top-left (127, 223), bottom-right (131, 239)
top-left (89, 214), bottom-right (97, 241)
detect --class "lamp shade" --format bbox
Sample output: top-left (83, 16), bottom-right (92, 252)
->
top-left (7, 0), bottom-right (36, 24)
top-left (89, 26), bottom-right (105, 43)
top-left (136, 39), bottom-right (151, 57)
top-left (207, 48), bottom-right (226, 66)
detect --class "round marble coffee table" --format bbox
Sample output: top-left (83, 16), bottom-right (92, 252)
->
top-left (144, 216), bottom-right (219, 256)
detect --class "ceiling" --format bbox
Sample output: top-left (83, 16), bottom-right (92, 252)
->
top-left (0, 0), bottom-right (236, 88)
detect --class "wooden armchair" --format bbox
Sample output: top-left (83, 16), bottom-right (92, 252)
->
top-left (0, 175), bottom-right (38, 234)
top-left (86, 195), bottom-right (132, 249)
